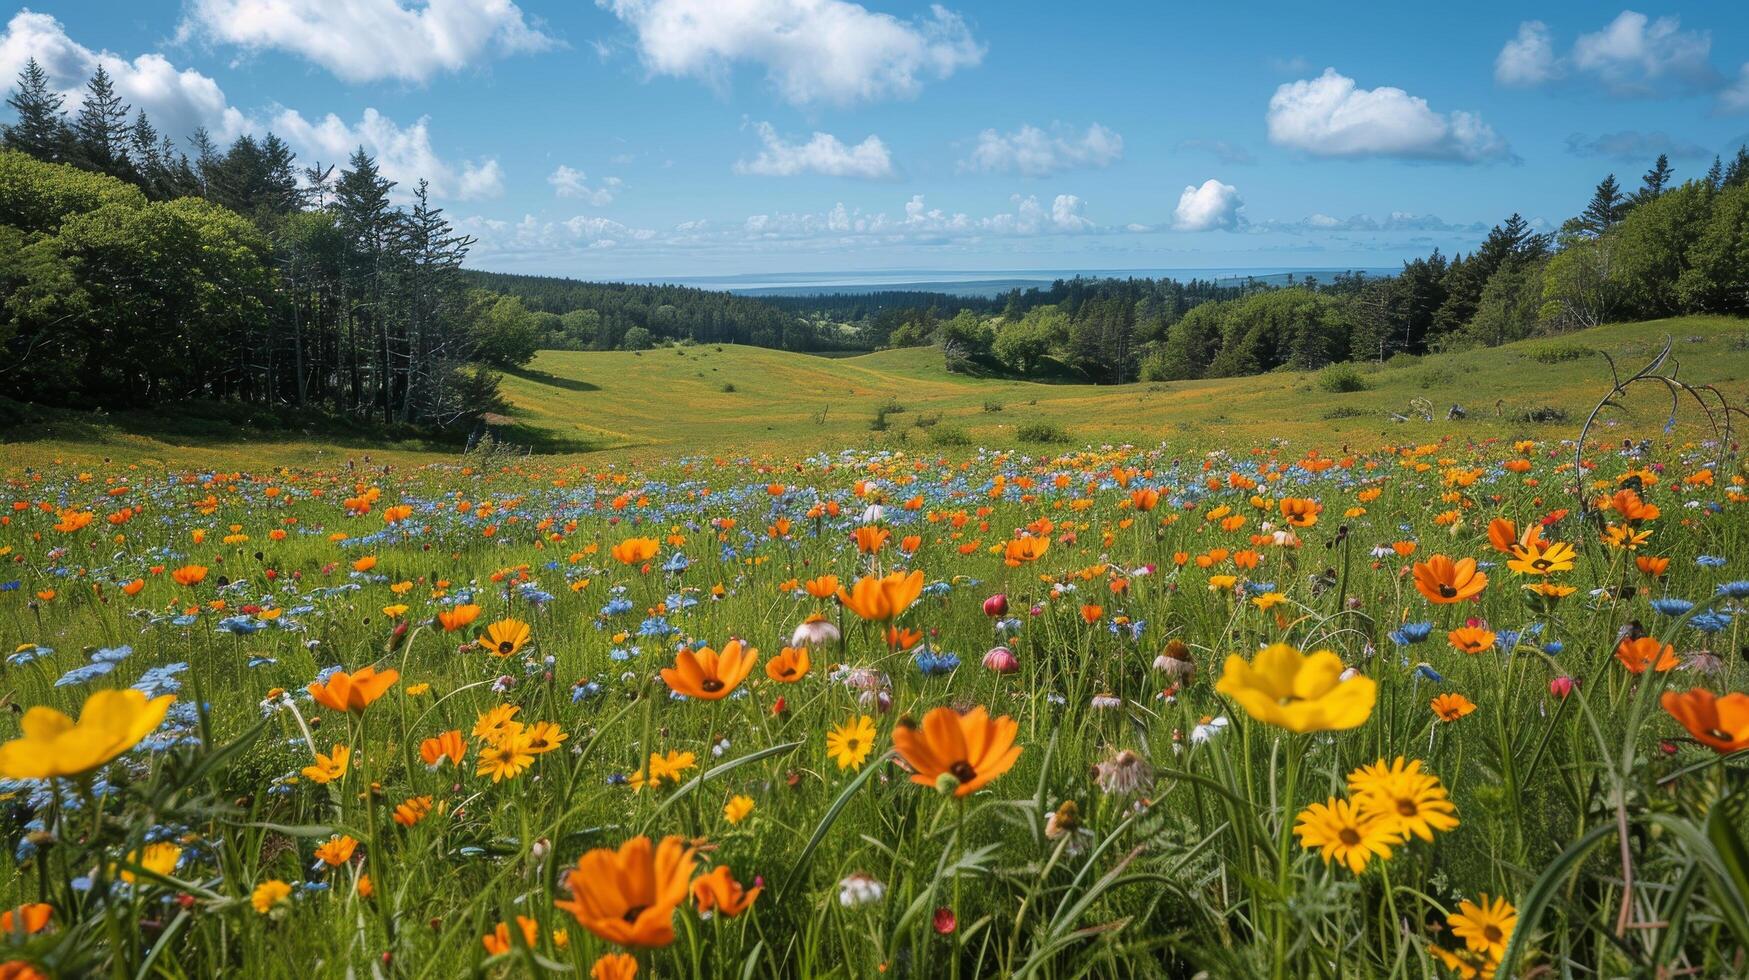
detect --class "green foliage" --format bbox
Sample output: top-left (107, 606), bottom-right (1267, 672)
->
top-left (1315, 363), bottom-right (1369, 393)
top-left (1015, 420), bottom-right (1069, 442)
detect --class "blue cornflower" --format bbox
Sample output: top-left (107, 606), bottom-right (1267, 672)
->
top-left (1690, 610), bottom-right (1731, 633)
top-left (1696, 555), bottom-right (1728, 568)
top-left (1649, 598), bottom-right (1694, 616)
top-left (913, 650), bottom-right (960, 676)
top-left (1389, 622), bottom-right (1434, 646)
top-left (1716, 581), bottom-right (1749, 599)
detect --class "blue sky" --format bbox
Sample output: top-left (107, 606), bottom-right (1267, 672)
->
top-left (4, 1), bottom-right (1749, 278)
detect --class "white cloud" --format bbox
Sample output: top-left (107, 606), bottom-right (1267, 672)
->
top-left (1266, 68), bottom-right (1512, 163)
top-left (1497, 12), bottom-right (1718, 98)
top-left (460, 212), bottom-right (658, 260)
top-left (1724, 64), bottom-right (1749, 114)
top-left (180, 0), bottom-right (556, 83)
top-left (0, 10), bottom-right (250, 142)
top-left (1572, 11), bottom-right (1714, 96)
top-left (959, 123), bottom-right (1122, 177)
top-left (733, 122), bottom-right (894, 179)
top-left (740, 191), bottom-right (1093, 240)
top-left (1564, 130), bottom-right (1710, 160)
top-left (1171, 179), bottom-right (1242, 232)
top-left (1495, 21), bottom-right (1560, 87)
top-left (597, 0), bottom-right (983, 106)
top-left (271, 107), bottom-right (503, 201)
top-left (1259, 212), bottom-right (1486, 234)
top-left (547, 165), bottom-right (623, 204)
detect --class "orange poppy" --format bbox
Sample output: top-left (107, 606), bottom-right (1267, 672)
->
top-left (420, 730), bottom-right (466, 767)
top-left (803, 575), bottom-right (840, 598)
top-left (482, 916), bottom-right (539, 955)
top-left (591, 953), bottom-right (639, 980)
top-left (1660, 688), bottom-right (1749, 753)
top-left (1635, 556), bottom-right (1670, 577)
top-left (1485, 517), bottom-right (1542, 556)
top-left (170, 565), bottom-right (208, 587)
top-left (891, 706), bottom-right (1022, 797)
top-left (1002, 535), bottom-right (1050, 566)
top-left (554, 835), bottom-right (696, 948)
top-left (1614, 636), bottom-right (1680, 674)
top-left (1431, 693), bottom-right (1477, 722)
top-left (1411, 555), bottom-right (1487, 604)
top-left (610, 537), bottom-right (660, 566)
top-left (437, 604), bottom-right (482, 632)
top-left (765, 646), bottom-right (810, 682)
top-left (852, 525), bottom-right (890, 554)
top-left (837, 570), bottom-right (925, 623)
top-left (307, 665), bottom-right (399, 713)
top-left (661, 641), bottom-right (758, 700)
top-left (1446, 627), bottom-right (1495, 655)
top-left (691, 865), bottom-right (762, 917)
top-left (1278, 497), bottom-right (1322, 527)
top-left (0, 904), bottom-right (51, 934)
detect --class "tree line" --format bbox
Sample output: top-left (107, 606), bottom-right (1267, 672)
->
top-left (887, 149), bottom-right (1749, 383)
top-left (0, 60), bottom-right (534, 429)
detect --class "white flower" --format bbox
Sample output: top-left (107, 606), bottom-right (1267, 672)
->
top-left (837, 872), bottom-right (886, 907)
top-left (790, 618), bottom-right (840, 649)
top-left (1190, 716), bottom-right (1229, 744)
top-left (861, 504), bottom-right (887, 524)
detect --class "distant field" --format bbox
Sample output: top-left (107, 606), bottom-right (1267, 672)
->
top-left (3, 315), bottom-right (1746, 471)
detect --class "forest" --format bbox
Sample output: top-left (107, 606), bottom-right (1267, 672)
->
top-left (3, 59), bottom-right (1748, 433)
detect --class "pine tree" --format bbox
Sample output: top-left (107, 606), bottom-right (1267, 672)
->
top-left (72, 66), bottom-right (133, 176)
top-left (1725, 146), bottom-right (1749, 189)
top-left (3, 58), bottom-right (69, 162)
top-left (1579, 175), bottom-right (1624, 235)
top-left (1638, 154), bottom-right (1673, 200)
top-left (1705, 156), bottom-right (1723, 191)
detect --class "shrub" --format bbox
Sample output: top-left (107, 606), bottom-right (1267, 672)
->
top-left (928, 425), bottom-right (971, 447)
top-left (1016, 421), bottom-right (1068, 443)
top-left (1316, 364), bottom-right (1368, 393)
top-left (1528, 343), bottom-right (1589, 364)
top-left (1322, 405), bottom-right (1371, 420)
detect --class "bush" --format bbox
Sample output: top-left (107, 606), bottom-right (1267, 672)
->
top-left (1016, 421), bottom-right (1068, 443)
top-left (1322, 406), bottom-right (1372, 420)
top-left (1316, 364), bottom-right (1369, 393)
top-left (1514, 405), bottom-right (1569, 423)
top-left (1528, 343), bottom-right (1589, 364)
top-left (928, 425), bottom-right (971, 447)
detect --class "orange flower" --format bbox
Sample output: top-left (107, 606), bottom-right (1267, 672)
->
top-left (554, 835), bottom-right (697, 948)
top-left (1615, 636), bottom-right (1680, 674)
top-left (591, 954), bottom-right (638, 980)
top-left (313, 835), bottom-right (357, 867)
top-left (0, 904), bottom-right (51, 934)
top-left (661, 641), bottom-right (758, 700)
top-left (1079, 604), bottom-right (1104, 624)
top-left (170, 565), bottom-right (208, 587)
top-left (482, 916), bottom-right (539, 956)
top-left (1486, 517), bottom-right (1542, 556)
top-left (478, 618), bottom-right (531, 657)
top-left (393, 795), bottom-right (435, 827)
top-left (351, 556), bottom-right (378, 573)
top-left (120, 579), bottom-right (145, 596)
top-left (1412, 555), bottom-right (1487, 604)
top-left (420, 730), bottom-right (466, 767)
top-left (803, 575), bottom-right (840, 598)
top-left (891, 706), bottom-right (1022, 797)
top-left (691, 865), bottom-right (762, 917)
top-left (1431, 693), bottom-right (1477, 722)
top-left (1635, 555), bottom-right (1670, 577)
top-left (1660, 688), bottom-right (1749, 753)
top-left (853, 525), bottom-right (890, 554)
top-left (885, 626), bottom-right (923, 650)
top-left (765, 646), bottom-right (810, 682)
top-left (0, 961), bottom-right (47, 980)
top-left (1446, 627), bottom-right (1495, 655)
top-left (307, 665), bottom-right (399, 713)
top-left (1278, 497), bottom-right (1322, 527)
top-left (1002, 535), bottom-right (1050, 566)
top-left (1607, 489), bottom-right (1660, 523)
top-left (437, 604), bottom-right (482, 632)
top-left (610, 537), bottom-right (660, 566)
top-left (837, 570), bottom-right (925, 623)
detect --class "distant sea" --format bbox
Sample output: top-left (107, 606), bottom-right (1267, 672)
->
top-left (632, 267), bottom-right (1398, 299)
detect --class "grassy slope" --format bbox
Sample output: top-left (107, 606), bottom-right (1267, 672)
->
top-left (500, 314), bottom-right (1749, 458)
top-left (3, 315), bottom-right (1745, 470)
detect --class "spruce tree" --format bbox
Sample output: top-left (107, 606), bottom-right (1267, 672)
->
top-left (72, 66), bottom-right (132, 176)
top-left (1638, 154), bottom-right (1672, 199)
top-left (1579, 175), bottom-right (1624, 235)
top-left (3, 58), bottom-right (69, 162)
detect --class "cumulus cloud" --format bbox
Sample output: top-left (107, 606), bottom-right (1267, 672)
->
top-left (741, 191), bottom-right (1093, 240)
top-left (1495, 21), bottom-right (1561, 87)
top-left (548, 165), bottom-right (623, 204)
top-left (1171, 179), bottom-right (1242, 232)
top-left (271, 107), bottom-right (503, 201)
top-left (1496, 12), bottom-right (1717, 98)
top-left (1563, 131), bottom-right (1711, 161)
top-left (1266, 68), bottom-right (1512, 163)
top-left (597, 0), bottom-right (983, 106)
top-left (0, 10), bottom-right (249, 142)
top-left (179, 0), bottom-right (555, 84)
top-left (459, 212), bottom-right (658, 262)
top-left (959, 123), bottom-right (1122, 177)
top-left (733, 122), bottom-right (894, 179)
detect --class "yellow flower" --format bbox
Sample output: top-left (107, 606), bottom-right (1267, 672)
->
top-left (825, 715), bottom-right (877, 770)
top-left (1506, 540), bottom-right (1575, 576)
top-left (1448, 894), bottom-right (1516, 961)
top-left (476, 731), bottom-right (536, 783)
top-left (0, 689), bottom-right (176, 780)
top-left (251, 879), bottom-right (293, 914)
top-left (300, 743), bottom-right (350, 785)
top-left (382, 603), bottom-right (410, 618)
top-left (1293, 796), bottom-right (1396, 873)
top-left (1214, 643), bottom-right (1376, 733)
top-left (1347, 757), bottom-right (1459, 842)
top-left (1251, 591), bottom-right (1287, 611)
top-left (723, 794), bottom-right (755, 824)
top-left (314, 835), bottom-right (358, 867)
top-left (120, 842), bottom-right (182, 884)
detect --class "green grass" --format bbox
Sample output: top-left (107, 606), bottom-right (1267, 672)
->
top-left (5, 316), bottom-right (1744, 470)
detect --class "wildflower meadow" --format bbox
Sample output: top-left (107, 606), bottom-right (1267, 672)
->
top-left (1, 418), bottom-right (1747, 978)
